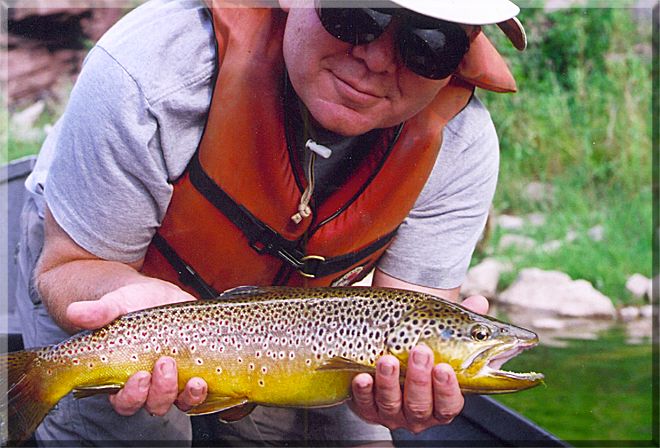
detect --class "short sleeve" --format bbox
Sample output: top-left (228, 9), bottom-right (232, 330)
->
top-left (45, 46), bottom-right (173, 263)
top-left (377, 96), bottom-right (500, 289)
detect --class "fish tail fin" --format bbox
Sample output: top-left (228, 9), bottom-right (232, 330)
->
top-left (1, 349), bottom-right (57, 445)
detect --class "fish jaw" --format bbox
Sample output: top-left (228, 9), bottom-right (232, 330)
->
top-left (456, 338), bottom-right (545, 394)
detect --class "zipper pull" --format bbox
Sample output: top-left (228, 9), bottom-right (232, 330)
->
top-left (291, 140), bottom-right (332, 224)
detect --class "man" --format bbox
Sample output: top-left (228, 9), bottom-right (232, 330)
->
top-left (16, 0), bottom-right (525, 444)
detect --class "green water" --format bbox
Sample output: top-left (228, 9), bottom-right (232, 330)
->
top-left (494, 329), bottom-right (656, 444)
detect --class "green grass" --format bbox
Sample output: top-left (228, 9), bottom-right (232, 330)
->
top-left (495, 329), bottom-right (654, 442)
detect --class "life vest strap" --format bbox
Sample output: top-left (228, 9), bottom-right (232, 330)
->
top-left (151, 232), bottom-right (219, 299)
top-left (187, 151), bottom-right (398, 279)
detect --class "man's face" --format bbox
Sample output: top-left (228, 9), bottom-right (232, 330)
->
top-left (281, 3), bottom-right (453, 136)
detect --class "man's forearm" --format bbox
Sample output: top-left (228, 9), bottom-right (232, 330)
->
top-left (35, 208), bottom-right (194, 333)
top-left (35, 257), bottom-right (153, 333)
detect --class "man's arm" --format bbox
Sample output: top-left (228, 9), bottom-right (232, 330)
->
top-left (35, 207), bottom-right (208, 415)
top-left (350, 268), bottom-right (488, 434)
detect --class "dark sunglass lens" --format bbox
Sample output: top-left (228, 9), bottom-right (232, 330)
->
top-left (317, 4), bottom-right (393, 45)
top-left (399, 23), bottom-right (470, 79)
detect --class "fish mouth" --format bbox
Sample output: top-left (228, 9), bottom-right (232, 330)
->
top-left (461, 338), bottom-right (544, 392)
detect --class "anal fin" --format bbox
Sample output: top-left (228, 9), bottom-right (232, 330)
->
top-left (217, 403), bottom-right (257, 423)
top-left (186, 395), bottom-right (250, 417)
top-left (73, 384), bottom-right (124, 399)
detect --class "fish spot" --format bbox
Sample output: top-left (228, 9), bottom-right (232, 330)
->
top-left (196, 358), bottom-right (204, 365)
top-left (216, 367), bottom-right (223, 374)
top-left (261, 366), bottom-right (268, 374)
top-left (258, 379), bottom-right (265, 387)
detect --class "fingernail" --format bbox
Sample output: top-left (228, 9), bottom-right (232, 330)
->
top-left (160, 359), bottom-right (174, 378)
top-left (434, 367), bottom-right (450, 384)
top-left (190, 383), bottom-right (205, 399)
top-left (379, 362), bottom-right (395, 376)
top-left (138, 376), bottom-right (150, 393)
top-left (412, 350), bottom-right (430, 368)
top-left (356, 378), bottom-right (371, 391)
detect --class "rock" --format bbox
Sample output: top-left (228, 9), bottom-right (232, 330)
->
top-left (640, 305), bottom-right (653, 318)
top-left (496, 215), bottom-right (524, 231)
top-left (531, 317), bottom-right (566, 330)
top-left (565, 229), bottom-right (578, 243)
top-left (626, 273), bottom-right (651, 299)
top-left (526, 213), bottom-right (546, 227)
top-left (618, 306), bottom-right (640, 322)
top-left (587, 225), bottom-right (605, 242)
top-left (461, 258), bottom-right (510, 298)
top-left (497, 268), bottom-right (616, 318)
top-left (524, 182), bottom-right (553, 203)
top-left (499, 234), bottom-right (536, 251)
top-left (540, 240), bottom-right (562, 253)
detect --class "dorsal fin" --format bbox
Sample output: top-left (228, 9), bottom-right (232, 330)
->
top-left (218, 285), bottom-right (268, 299)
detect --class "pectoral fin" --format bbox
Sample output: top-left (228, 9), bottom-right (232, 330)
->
top-left (186, 395), bottom-right (250, 417)
top-left (316, 357), bottom-right (375, 374)
top-left (73, 384), bottom-right (124, 399)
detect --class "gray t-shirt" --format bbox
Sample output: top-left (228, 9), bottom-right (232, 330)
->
top-left (28, 0), bottom-right (499, 290)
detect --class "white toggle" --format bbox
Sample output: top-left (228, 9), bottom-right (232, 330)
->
top-left (305, 139), bottom-right (332, 159)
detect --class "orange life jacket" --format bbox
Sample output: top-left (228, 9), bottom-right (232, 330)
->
top-left (141, 4), bottom-right (516, 298)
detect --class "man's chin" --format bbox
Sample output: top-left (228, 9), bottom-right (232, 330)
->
top-left (308, 104), bottom-right (381, 137)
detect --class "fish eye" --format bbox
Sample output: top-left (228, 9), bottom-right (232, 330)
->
top-left (470, 324), bottom-right (492, 341)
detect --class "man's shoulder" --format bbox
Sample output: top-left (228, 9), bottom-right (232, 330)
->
top-left (444, 94), bottom-right (496, 148)
top-left (93, 0), bottom-right (215, 104)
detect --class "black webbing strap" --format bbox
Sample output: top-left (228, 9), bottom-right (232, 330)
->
top-left (187, 152), bottom-right (398, 279)
top-left (151, 233), bottom-right (219, 299)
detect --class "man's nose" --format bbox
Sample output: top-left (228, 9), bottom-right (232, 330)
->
top-left (350, 25), bottom-right (399, 74)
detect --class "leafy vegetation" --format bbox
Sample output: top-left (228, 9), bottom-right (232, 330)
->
top-left (479, 6), bottom-right (653, 302)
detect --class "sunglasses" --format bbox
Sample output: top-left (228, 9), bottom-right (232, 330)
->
top-left (315, 0), bottom-right (471, 80)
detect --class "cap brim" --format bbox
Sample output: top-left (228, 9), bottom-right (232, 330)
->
top-left (387, 0), bottom-right (520, 25)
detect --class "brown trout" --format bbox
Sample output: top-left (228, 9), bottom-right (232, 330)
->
top-left (1, 286), bottom-right (544, 443)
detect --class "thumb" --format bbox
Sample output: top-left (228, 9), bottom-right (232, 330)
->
top-left (460, 295), bottom-right (489, 315)
top-left (66, 281), bottom-right (196, 330)
top-left (66, 295), bottom-right (125, 330)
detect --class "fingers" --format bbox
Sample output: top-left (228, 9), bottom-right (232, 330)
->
top-left (374, 356), bottom-right (403, 422)
top-left (350, 346), bottom-right (465, 434)
top-left (109, 371), bottom-right (151, 416)
top-left (461, 295), bottom-right (489, 315)
top-left (431, 363), bottom-right (464, 424)
top-left (145, 357), bottom-right (180, 416)
top-left (402, 345), bottom-right (434, 425)
top-left (350, 373), bottom-right (378, 422)
top-left (108, 357), bottom-right (207, 417)
top-left (175, 377), bottom-right (208, 412)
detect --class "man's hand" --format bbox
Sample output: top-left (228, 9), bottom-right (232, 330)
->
top-left (67, 283), bottom-right (210, 417)
top-left (350, 295), bottom-right (489, 433)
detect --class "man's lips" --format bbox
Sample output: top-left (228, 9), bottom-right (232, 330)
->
top-left (331, 72), bottom-right (384, 107)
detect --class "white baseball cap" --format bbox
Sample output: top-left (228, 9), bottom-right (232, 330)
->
top-left (388, 0), bottom-right (527, 50)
